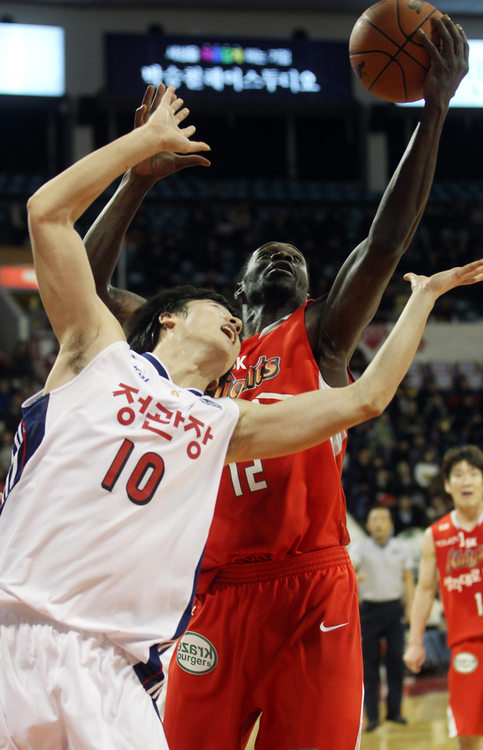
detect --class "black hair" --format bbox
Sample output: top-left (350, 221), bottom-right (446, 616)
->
top-left (441, 445), bottom-right (483, 480)
top-left (126, 285), bottom-right (236, 354)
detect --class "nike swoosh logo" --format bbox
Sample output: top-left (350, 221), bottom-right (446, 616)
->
top-left (320, 621), bottom-right (349, 632)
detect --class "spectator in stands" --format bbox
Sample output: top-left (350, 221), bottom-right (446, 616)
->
top-left (392, 437), bottom-right (413, 466)
top-left (396, 398), bottom-right (427, 440)
top-left (393, 460), bottom-right (422, 501)
top-left (2, 392), bottom-right (23, 435)
top-left (414, 447), bottom-right (440, 489)
top-left (0, 378), bottom-right (12, 419)
top-left (372, 467), bottom-right (397, 508)
top-left (394, 494), bottom-right (427, 535)
top-left (0, 428), bottom-right (13, 475)
top-left (426, 493), bottom-right (452, 523)
top-left (9, 342), bottom-right (33, 380)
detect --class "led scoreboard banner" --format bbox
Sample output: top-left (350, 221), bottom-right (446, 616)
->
top-left (106, 34), bottom-right (351, 103)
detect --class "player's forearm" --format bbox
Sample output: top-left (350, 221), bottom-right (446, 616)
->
top-left (356, 284), bottom-right (435, 409)
top-left (407, 584), bottom-right (436, 645)
top-left (367, 103), bottom-right (447, 257)
top-left (228, 386), bottom-right (374, 464)
top-left (315, 106), bottom-right (447, 357)
top-left (229, 286), bottom-right (435, 463)
top-left (27, 126), bottom-right (161, 229)
top-left (84, 169), bottom-right (155, 296)
top-left (404, 572), bottom-right (416, 622)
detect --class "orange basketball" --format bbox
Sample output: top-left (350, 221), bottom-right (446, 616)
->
top-left (349, 0), bottom-right (443, 103)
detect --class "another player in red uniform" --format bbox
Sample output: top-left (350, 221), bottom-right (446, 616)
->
top-left (85, 16), bottom-right (468, 749)
top-left (405, 445), bottom-right (483, 750)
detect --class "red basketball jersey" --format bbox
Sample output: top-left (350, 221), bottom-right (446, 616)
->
top-left (200, 302), bottom-right (350, 577)
top-left (432, 510), bottom-right (483, 648)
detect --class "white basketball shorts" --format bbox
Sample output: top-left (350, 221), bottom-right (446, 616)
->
top-left (0, 606), bottom-right (169, 750)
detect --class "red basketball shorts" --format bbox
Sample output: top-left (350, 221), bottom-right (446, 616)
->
top-left (164, 547), bottom-right (363, 750)
top-left (448, 638), bottom-right (483, 738)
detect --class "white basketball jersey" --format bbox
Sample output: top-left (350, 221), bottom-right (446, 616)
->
top-left (0, 342), bottom-right (239, 664)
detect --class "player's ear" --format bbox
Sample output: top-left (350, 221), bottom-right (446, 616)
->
top-left (443, 479), bottom-right (451, 495)
top-left (206, 378), bottom-right (219, 392)
top-left (158, 312), bottom-right (176, 329)
top-left (234, 282), bottom-right (245, 303)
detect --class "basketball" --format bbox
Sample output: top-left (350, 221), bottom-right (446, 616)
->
top-left (349, 0), bottom-right (443, 103)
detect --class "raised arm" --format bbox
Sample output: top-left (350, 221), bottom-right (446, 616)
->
top-left (28, 87), bottom-right (210, 392)
top-left (403, 528), bottom-right (439, 673)
top-left (310, 16), bottom-right (469, 379)
top-left (84, 84), bottom-right (211, 326)
top-left (227, 260), bottom-right (483, 464)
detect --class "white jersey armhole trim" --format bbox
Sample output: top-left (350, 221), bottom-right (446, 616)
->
top-left (257, 313), bottom-right (291, 339)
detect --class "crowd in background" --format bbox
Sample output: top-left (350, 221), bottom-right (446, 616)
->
top-left (4, 175), bottom-right (483, 321)
top-left (2, 176), bottom-right (483, 525)
top-left (344, 366), bottom-right (482, 526)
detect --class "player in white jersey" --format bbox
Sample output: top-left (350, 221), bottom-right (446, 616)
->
top-left (1, 85), bottom-right (483, 750)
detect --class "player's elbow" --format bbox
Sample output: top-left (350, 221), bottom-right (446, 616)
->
top-left (364, 394), bottom-right (386, 420)
top-left (27, 194), bottom-right (52, 230)
top-left (353, 383), bottom-right (388, 423)
top-left (27, 193), bottom-right (41, 223)
top-left (27, 191), bottom-right (69, 228)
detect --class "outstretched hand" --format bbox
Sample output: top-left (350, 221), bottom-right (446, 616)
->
top-left (132, 84), bottom-right (211, 180)
top-left (404, 258), bottom-right (483, 299)
top-left (419, 15), bottom-right (469, 106)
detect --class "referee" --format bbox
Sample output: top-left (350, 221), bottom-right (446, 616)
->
top-left (350, 506), bottom-right (415, 732)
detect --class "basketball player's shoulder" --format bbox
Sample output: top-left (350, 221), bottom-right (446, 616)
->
top-left (430, 512), bottom-right (458, 552)
top-left (432, 511), bottom-right (454, 536)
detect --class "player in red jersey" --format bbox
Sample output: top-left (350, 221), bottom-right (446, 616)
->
top-left (405, 445), bottom-right (483, 750)
top-left (84, 16), bottom-right (468, 750)
top-left (164, 298), bottom-right (362, 750)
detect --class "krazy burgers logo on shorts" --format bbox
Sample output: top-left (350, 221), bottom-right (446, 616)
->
top-left (453, 651), bottom-right (478, 674)
top-left (176, 631), bottom-right (218, 674)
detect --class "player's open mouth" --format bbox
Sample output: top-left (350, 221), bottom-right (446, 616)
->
top-left (221, 325), bottom-right (236, 343)
top-left (268, 261), bottom-right (293, 276)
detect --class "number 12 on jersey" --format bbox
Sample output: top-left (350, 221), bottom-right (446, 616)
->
top-left (228, 460), bottom-right (268, 497)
